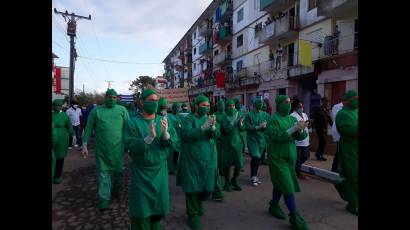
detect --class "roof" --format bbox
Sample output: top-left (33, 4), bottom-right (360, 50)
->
top-left (162, 0), bottom-right (223, 63)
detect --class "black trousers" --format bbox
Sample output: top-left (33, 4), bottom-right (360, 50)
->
top-left (331, 142), bottom-right (339, 172)
top-left (54, 158), bottom-right (65, 179)
top-left (316, 128), bottom-right (326, 157)
top-left (69, 125), bottom-right (82, 147)
top-left (250, 157), bottom-right (261, 177)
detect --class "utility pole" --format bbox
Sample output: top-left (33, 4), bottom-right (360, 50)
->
top-left (82, 84), bottom-right (85, 96)
top-left (105, 80), bottom-right (114, 89)
top-left (54, 8), bottom-right (91, 106)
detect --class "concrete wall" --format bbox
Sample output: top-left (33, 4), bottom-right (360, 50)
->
top-left (299, 0), bottom-right (326, 28)
top-left (299, 18), bottom-right (332, 61)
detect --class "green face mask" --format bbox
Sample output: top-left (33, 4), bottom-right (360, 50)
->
top-left (255, 102), bottom-right (263, 110)
top-left (226, 107), bottom-right (237, 116)
top-left (349, 98), bottom-right (358, 109)
top-left (279, 103), bottom-right (291, 115)
top-left (143, 101), bottom-right (158, 115)
top-left (105, 99), bottom-right (117, 108)
top-left (53, 106), bottom-right (62, 112)
top-left (217, 104), bottom-right (225, 112)
top-left (197, 106), bottom-right (210, 117)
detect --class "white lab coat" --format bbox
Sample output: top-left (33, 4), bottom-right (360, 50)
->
top-left (290, 111), bottom-right (310, 147)
top-left (331, 102), bottom-right (343, 142)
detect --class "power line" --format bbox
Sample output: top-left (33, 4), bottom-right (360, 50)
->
top-left (52, 40), bottom-right (69, 52)
top-left (77, 56), bottom-right (164, 65)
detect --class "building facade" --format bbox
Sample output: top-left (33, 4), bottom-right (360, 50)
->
top-left (163, 0), bottom-right (358, 113)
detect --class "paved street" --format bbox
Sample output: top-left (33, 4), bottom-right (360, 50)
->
top-left (52, 142), bottom-right (357, 230)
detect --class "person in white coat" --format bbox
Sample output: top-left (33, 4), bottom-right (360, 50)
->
top-left (330, 101), bottom-right (344, 172)
top-left (290, 100), bottom-right (311, 180)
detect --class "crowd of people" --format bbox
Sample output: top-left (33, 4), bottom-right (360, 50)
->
top-left (52, 88), bottom-right (358, 230)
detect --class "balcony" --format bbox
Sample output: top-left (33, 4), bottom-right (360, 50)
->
top-left (258, 14), bottom-right (298, 46)
top-left (218, 0), bottom-right (233, 23)
top-left (218, 26), bottom-right (232, 46)
top-left (234, 68), bottom-right (260, 87)
top-left (199, 25), bottom-right (213, 38)
top-left (317, 0), bottom-right (358, 18)
top-left (260, 0), bottom-right (296, 15)
top-left (213, 51), bottom-right (232, 66)
top-left (199, 41), bottom-right (213, 55)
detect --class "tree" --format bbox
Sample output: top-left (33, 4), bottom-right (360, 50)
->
top-left (129, 76), bottom-right (156, 94)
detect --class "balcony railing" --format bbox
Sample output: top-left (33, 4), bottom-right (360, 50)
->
top-left (219, 0), bottom-right (233, 23)
top-left (218, 26), bottom-right (232, 45)
top-left (199, 41), bottom-right (213, 55)
top-left (317, 0), bottom-right (358, 18)
top-left (199, 25), bottom-right (213, 38)
top-left (213, 51), bottom-right (232, 66)
top-left (258, 14), bottom-right (298, 45)
top-left (260, 0), bottom-right (296, 15)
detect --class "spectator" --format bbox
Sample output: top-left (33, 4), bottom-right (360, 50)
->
top-left (269, 49), bottom-right (275, 70)
top-left (310, 97), bottom-right (333, 161)
top-left (275, 44), bottom-right (283, 71)
top-left (333, 25), bottom-right (340, 55)
top-left (66, 101), bottom-right (83, 148)
top-left (290, 100), bottom-right (311, 179)
top-left (330, 100), bottom-right (344, 172)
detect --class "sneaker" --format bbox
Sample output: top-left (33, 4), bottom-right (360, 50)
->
top-left (250, 177), bottom-right (258, 187)
top-left (74, 144), bottom-right (79, 148)
top-left (68, 147), bottom-right (72, 150)
top-left (257, 177), bottom-right (262, 184)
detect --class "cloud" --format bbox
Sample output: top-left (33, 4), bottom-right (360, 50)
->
top-left (52, 0), bottom-right (213, 49)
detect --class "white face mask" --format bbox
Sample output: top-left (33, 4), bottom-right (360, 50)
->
top-left (73, 105), bottom-right (78, 109)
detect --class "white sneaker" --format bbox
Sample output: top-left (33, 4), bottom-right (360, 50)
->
top-left (74, 144), bottom-right (79, 148)
top-left (250, 177), bottom-right (258, 187)
top-left (257, 177), bottom-right (262, 184)
top-left (68, 147), bottom-right (72, 150)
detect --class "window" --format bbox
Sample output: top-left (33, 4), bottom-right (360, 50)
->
top-left (214, 49), bottom-right (219, 56)
top-left (237, 34), bottom-right (243, 48)
top-left (193, 63), bottom-right (196, 71)
top-left (236, 60), bottom-right (243, 71)
top-left (193, 32), bottom-right (197, 39)
top-left (308, 0), bottom-right (317, 11)
top-left (278, 88), bottom-right (286, 95)
top-left (237, 8), bottom-right (244, 23)
top-left (194, 48), bottom-right (197, 55)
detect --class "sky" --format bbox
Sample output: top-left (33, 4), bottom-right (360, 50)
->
top-left (52, 0), bottom-right (212, 95)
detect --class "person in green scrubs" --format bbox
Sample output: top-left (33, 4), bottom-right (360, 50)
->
top-left (82, 89), bottom-right (130, 211)
top-left (124, 89), bottom-right (177, 229)
top-left (177, 94), bottom-right (221, 229)
top-left (335, 90), bottom-right (358, 216)
top-left (266, 95), bottom-right (310, 230)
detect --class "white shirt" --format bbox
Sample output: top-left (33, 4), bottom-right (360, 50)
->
top-left (331, 102), bottom-right (343, 142)
top-left (290, 111), bottom-right (310, 147)
top-left (66, 107), bottom-right (82, 126)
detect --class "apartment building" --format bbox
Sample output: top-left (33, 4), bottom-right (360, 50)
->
top-left (163, 0), bottom-right (358, 111)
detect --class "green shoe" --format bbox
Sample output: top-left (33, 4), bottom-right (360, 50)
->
top-left (269, 203), bottom-right (286, 219)
top-left (223, 182), bottom-right (232, 192)
top-left (289, 212), bottom-right (310, 230)
top-left (346, 204), bottom-right (358, 216)
top-left (211, 191), bottom-right (224, 201)
top-left (187, 215), bottom-right (201, 230)
top-left (99, 199), bottom-right (110, 211)
top-left (231, 178), bottom-right (242, 191)
top-left (53, 178), bottom-right (62, 184)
